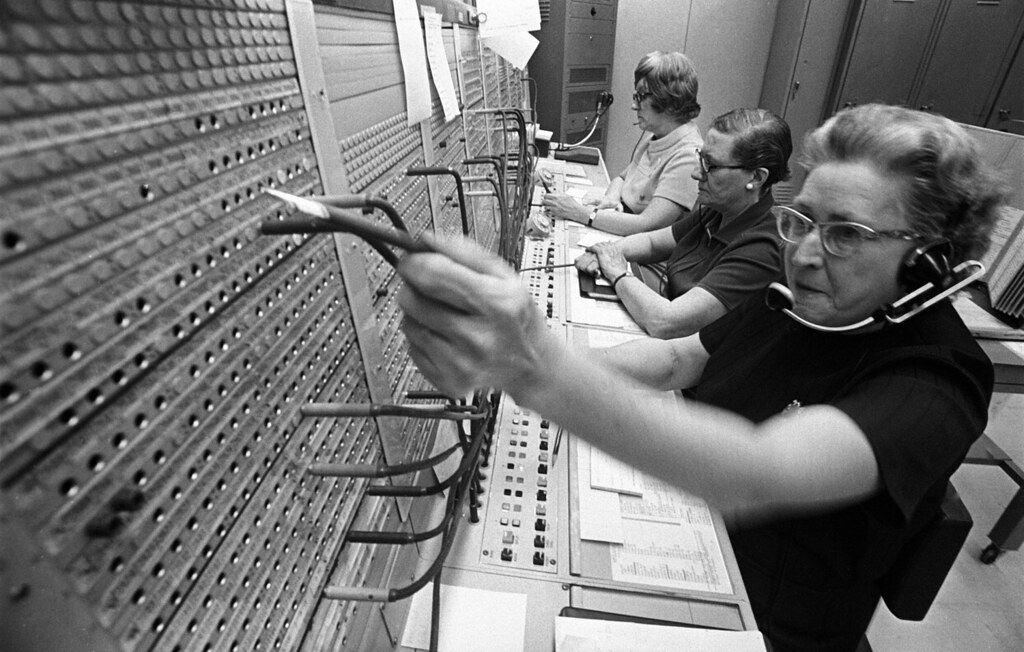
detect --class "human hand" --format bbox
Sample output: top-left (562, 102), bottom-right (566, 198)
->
top-left (574, 251), bottom-right (601, 277)
top-left (541, 192), bottom-right (587, 222)
top-left (397, 235), bottom-right (560, 399)
top-left (587, 241), bottom-right (628, 280)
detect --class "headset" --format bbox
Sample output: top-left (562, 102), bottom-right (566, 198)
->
top-left (766, 240), bottom-right (986, 332)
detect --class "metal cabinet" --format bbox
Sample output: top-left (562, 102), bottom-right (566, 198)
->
top-left (533, 0), bottom-right (618, 150)
top-left (831, 0), bottom-right (1024, 125)
top-left (915, 0), bottom-right (1024, 125)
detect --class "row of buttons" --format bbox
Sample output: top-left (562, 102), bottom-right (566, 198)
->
top-left (493, 406), bottom-right (554, 567)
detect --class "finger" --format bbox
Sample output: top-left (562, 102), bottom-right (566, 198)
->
top-left (397, 240), bottom-right (515, 313)
top-left (403, 319), bottom-right (479, 397)
top-left (397, 284), bottom-right (470, 332)
top-left (418, 232), bottom-right (516, 279)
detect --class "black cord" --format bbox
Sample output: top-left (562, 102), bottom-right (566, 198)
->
top-left (387, 408), bottom-right (489, 601)
top-left (555, 102), bottom-right (612, 152)
top-left (364, 397), bottom-right (490, 497)
top-left (524, 76), bottom-right (538, 123)
top-left (430, 570), bottom-right (442, 652)
top-left (317, 194), bottom-right (411, 232)
top-left (307, 440), bottom-right (464, 478)
top-left (260, 200), bottom-right (432, 267)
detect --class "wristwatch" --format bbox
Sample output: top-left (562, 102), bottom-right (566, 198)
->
top-left (587, 208), bottom-right (597, 227)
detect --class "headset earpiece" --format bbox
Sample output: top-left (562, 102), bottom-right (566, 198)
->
top-left (771, 238), bottom-right (983, 332)
top-left (899, 240), bottom-right (954, 291)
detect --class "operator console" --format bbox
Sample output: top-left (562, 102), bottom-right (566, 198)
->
top-left (476, 398), bottom-right (560, 573)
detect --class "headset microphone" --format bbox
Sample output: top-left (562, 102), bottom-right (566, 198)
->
top-left (766, 283), bottom-right (880, 332)
top-left (766, 240), bottom-right (985, 332)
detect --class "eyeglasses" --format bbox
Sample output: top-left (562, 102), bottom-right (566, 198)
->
top-left (774, 206), bottom-right (924, 258)
top-left (632, 91), bottom-right (653, 104)
top-left (695, 147), bottom-right (747, 177)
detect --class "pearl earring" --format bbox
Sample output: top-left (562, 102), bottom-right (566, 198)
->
top-left (745, 182), bottom-right (754, 190)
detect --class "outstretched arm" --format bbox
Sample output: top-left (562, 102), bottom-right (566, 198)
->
top-left (397, 236), bottom-right (881, 522)
top-left (543, 192), bottom-right (688, 237)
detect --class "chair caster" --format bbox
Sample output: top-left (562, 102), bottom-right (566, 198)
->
top-left (980, 543), bottom-right (1003, 564)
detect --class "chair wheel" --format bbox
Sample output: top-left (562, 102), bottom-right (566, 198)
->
top-left (980, 543), bottom-right (1002, 564)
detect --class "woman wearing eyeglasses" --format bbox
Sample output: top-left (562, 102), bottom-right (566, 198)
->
top-left (575, 108), bottom-right (792, 338)
top-left (397, 104), bottom-right (1004, 652)
top-left (541, 51), bottom-right (702, 236)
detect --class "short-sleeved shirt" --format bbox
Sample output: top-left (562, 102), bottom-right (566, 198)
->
top-left (618, 122), bottom-right (701, 213)
top-left (664, 193), bottom-right (782, 307)
top-left (696, 293), bottom-right (993, 651)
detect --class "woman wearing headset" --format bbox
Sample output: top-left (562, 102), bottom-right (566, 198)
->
top-left (542, 51), bottom-right (702, 236)
top-left (396, 104), bottom-right (1005, 652)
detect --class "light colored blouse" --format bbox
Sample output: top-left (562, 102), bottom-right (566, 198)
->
top-left (618, 122), bottom-right (701, 213)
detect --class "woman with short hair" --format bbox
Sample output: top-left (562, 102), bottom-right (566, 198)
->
top-left (576, 108), bottom-right (792, 338)
top-left (543, 51), bottom-right (702, 235)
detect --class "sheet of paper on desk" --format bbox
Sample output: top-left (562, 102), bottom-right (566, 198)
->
top-left (573, 232), bottom-right (622, 249)
top-left (555, 617), bottom-right (767, 652)
top-left (620, 473), bottom-right (715, 526)
top-left (536, 159), bottom-right (567, 173)
top-left (590, 446), bottom-right (645, 495)
top-left (565, 187), bottom-right (590, 201)
top-left (565, 176), bottom-right (594, 186)
top-left (610, 517), bottom-right (733, 593)
top-left (577, 441), bottom-right (625, 543)
top-left (569, 294), bottom-right (639, 330)
top-left (401, 584), bottom-right (527, 652)
top-left (563, 163), bottom-right (588, 177)
top-left (568, 292), bottom-right (642, 331)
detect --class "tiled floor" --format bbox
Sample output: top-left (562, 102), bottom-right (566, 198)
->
top-left (866, 392), bottom-right (1024, 651)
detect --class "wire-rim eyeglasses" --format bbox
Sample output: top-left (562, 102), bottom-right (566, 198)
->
top-left (774, 205), bottom-right (925, 258)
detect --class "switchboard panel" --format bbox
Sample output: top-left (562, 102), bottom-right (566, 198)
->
top-left (1, 1), bottom-right (531, 650)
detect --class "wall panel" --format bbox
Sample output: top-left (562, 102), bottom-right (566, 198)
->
top-left (1, 1), bottom-right (528, 650)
